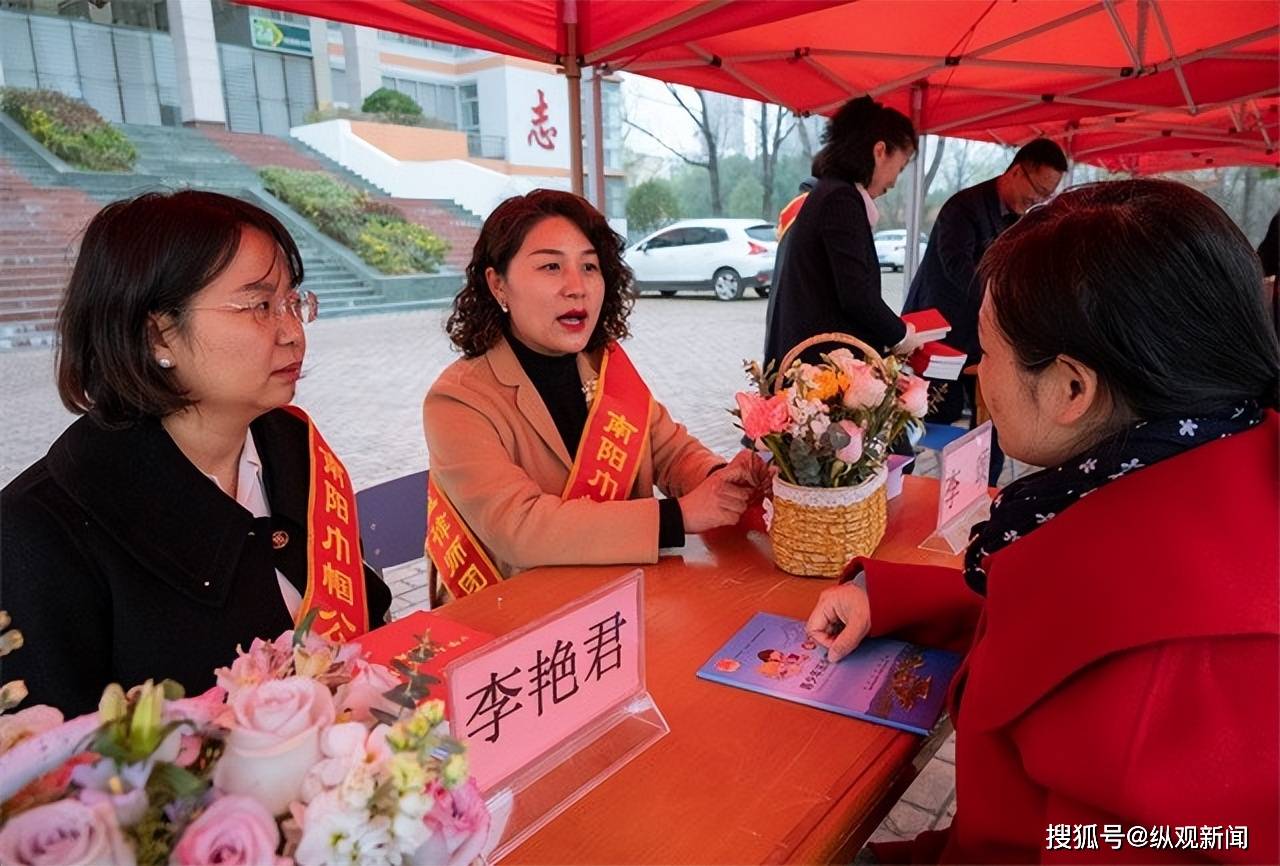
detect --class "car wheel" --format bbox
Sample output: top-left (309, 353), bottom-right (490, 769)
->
top-left (753, 286), bottom-right (769, 298)
top-left (712, 267), bottom-right (744, 301)
top-left (660, 290), bottom-right (677, 297)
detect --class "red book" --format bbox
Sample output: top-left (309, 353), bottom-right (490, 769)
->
top-left (901, 309), bottom-right (951, 343)
top-left (356, 611), bottom-right (494, 716)
top-left (909, 341), bottom-right (967, 381)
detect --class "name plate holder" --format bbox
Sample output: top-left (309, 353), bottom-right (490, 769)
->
top-left (919, 421), bottom-right (994, 555)
top-left (445, 569), bottom-right (667, 862)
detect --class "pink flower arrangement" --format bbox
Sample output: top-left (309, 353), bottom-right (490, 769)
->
top-left (0, 626), bottom-right (490, 866)
top-left (734, 349), bottom-right (926, 488)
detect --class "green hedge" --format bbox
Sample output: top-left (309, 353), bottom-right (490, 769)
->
top-left (259, 166), bottom-right (448, 275)
top-left (301, 106), bottom-right (454, 130)
top-left (361, 87), bottom-right (421, 118)
top-left (1, 88), bottom-right (136, 172)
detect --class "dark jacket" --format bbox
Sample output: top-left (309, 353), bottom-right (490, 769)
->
top-left (763, 175), bottom-right (907, 373)
top-left (0, 409), bottom-right (392, 716)
top-left (903, 177), bottom-right (1007, 363)
top-left (1259, 210), bottom-right (1279, 279)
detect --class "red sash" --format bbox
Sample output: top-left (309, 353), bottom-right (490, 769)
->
top-left (776, 191), bottom-right (808, 241)
top-left (282, 405), bottom-right (369, 641)
top-left (427, 343), bottom-right (654, 600)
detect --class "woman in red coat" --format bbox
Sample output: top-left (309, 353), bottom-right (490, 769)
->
top-left (807, 179), bottom-right (1279, 865)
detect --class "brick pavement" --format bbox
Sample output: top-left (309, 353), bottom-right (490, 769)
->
top-left (1, 278), bottom-right (969, 843)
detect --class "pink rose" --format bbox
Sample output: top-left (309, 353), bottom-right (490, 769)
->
top-left (834, 421), bottom-right (864, 465)
top-left (414, 780), bottom-right (491, 866)
top-left (171, 796), bottom-right (285, 866)
top-left (333, 660), bottom-right (399, 724)
top-left (0, 800), bottom-right (134, 866)
top-left (833, 355), bottom-right (888, 409)
top-left (212, 677), bottom-right (335, 815)
top-left (735, 392), bottom-right (791, 441)
top-left (0, 706), bottom-right (63, 754)
top-left (897, 375), bottom-right (930, 418)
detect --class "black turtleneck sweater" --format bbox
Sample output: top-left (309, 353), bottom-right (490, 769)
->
top-left (507, 334), bottom-right (685, 548)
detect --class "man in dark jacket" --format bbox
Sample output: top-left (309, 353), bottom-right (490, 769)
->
top-left (902, 138), bottom-right (1067, 483)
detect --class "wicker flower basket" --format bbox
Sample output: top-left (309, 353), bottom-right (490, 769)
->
top-left (771, 469), bottom-right (888, 576)
top-left (768, 332), bottom-right (891, 577)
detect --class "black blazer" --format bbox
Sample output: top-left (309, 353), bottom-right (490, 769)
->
top-left (0, 409), bottom-right (391, 715)
top-left (763, 176), bottom-right (908, 372)
top-left (902, 177), bottom-right (1007, 363)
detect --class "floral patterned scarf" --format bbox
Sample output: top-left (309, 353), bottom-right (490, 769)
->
top-left (964, 402), bottom-right (1265, 594)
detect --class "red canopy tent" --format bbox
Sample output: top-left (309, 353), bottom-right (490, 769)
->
top-left (970, 96), bottom-right (1279, 173)
top-left (244, 0), bottom-right (1277, 278)
top-left (609, 1), bottom-right (1277, 141)
top-left (236, 0), bottom-right (841, 194)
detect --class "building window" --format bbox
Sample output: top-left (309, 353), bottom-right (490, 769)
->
top-left (378, 32), bottom-right (477, 57)
top-left (381, 75), bottom-right (460, 128)
top-left (253, 7), bottom-right (307, 26)
top-left (603, 79), bottom-right (622, 171)
top-left (459, 83), bottom-right (480, 133)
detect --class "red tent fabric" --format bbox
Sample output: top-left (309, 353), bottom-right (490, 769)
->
top-left (977, 97), bottom-right (1279, 172)
top-left (246, 0), bottom-right (1278, 171)
top-left (613, 1), bottom-right (1278, 146)
top-left (239, 0), bottom-right (841, 65)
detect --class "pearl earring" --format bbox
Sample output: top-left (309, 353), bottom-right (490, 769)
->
top-left (158, 358), bottom-right (174, 369)
top-left (499, 301), bottom-right (509, 313)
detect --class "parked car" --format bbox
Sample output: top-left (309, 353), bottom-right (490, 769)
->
top-left (624, 219), bottom-right (777, 300)
top-left (873, 229), bottom-right (929, 271)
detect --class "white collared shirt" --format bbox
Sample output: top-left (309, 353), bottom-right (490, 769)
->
top-left (202, 430), bottom-right (303, 618)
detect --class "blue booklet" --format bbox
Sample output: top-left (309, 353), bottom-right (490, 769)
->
top-left (696, 612), bottom-right (962, 735)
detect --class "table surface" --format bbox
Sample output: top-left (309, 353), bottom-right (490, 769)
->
top-left (432, 475), bottom-right (963, 865)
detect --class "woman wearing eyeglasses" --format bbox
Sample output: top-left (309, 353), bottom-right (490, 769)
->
top-left (0, 190), bottom-right (391, 715)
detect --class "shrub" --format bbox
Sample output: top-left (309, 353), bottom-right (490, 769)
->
top-left (355, 216), bottom-right (449, 275)
top-left (258, 166), bottom-right (448, 274)
top-left (0, 88), bottom-right (136, 171)
top-left (360, 87), bottom-right (423, 126)
top-left (302, 106), bottom-right (456, 130)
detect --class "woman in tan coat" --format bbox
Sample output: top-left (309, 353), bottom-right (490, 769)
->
top-left (423, 190), bottom-right (766, 595)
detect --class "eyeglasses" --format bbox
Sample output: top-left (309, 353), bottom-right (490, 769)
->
top-left (1020, 165), bottom-right (1058, 203)
top-left (193, 290), bottom-right (319, 326)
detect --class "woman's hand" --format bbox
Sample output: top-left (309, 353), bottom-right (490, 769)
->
top-left (723, 448), bottom-right (771, 494)
top-left (805, 582), bottom-right (872, 662)
top-left (892, 322), bottom-right (927, 357)
top-left (679, 467), bottom-right (753, 533)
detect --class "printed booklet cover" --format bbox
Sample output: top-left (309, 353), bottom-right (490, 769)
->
top-left (356, 610), bottom-right (494, 717)
top-left (696, 612), bottom-right (961, 735)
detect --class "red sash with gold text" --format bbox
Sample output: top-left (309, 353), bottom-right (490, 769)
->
top-left (282, 405), bottom-right (370, 641)
top-left (427, 343), bottom-right (654, 600)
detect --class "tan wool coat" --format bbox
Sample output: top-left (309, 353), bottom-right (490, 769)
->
top-left (423, 336), bottom-right (724, 577)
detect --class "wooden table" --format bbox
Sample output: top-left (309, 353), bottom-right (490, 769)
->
top-left (432, 475), bottom-right (961, 865)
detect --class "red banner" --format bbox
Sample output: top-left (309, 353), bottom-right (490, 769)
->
top-left (282, 405), bottom-right (369, 642)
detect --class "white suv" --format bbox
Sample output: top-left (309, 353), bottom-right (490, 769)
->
top-left (874, 230), bottom-right (929, 272)
top-left (625, 219), bottom-right (777, 301)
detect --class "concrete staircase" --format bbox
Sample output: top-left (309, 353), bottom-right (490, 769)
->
top-left (0, 157), bottom-right (101, 348)
top-left (0, 120), bottom-right (469, 346)
top-left (199, 127), bottom-right (481, 270)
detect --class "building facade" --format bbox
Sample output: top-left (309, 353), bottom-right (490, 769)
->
top-left (0, 0), bottom-right (626, 217)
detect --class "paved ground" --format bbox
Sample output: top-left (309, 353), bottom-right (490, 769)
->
top-left (1, 275), bottom-right (975, 843)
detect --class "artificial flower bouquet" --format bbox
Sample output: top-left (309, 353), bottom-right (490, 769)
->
top-left (733, 336), bottom-right (930, 575)
top-left (0, 613), bottom-right (490, 866)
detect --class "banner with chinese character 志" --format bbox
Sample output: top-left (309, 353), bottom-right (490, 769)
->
top-left (282, 405), bottom-right (370, 641)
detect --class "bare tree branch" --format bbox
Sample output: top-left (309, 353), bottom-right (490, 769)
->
top-left (667, 84), bottom-right (712, 137)
top-left (623, 118), bottom-right (709, 167)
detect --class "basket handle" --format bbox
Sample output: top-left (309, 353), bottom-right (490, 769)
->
top-left (774, 332), bottom-right (886, 394)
